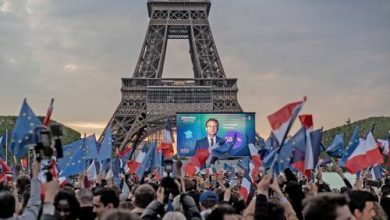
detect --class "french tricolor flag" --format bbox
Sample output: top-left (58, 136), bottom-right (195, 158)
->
top-left (290, 127), bottom-right (307, 173)
top-left (42, 98), bottom-right (54, 127)
top-left (298, 115), bottom-right (322, 177)
top-left (183, 139), bottom-right (221, 177)
top-left (268, 97), bottom-right (306, 145)
top-left (377, 139), bottom-right (389, 155)
top-left (159, 119), bottom-right (174, 158)
top-left (248, 143), bottom-right (261, 182)
top-left (87, 160), bottom-right (97, 181)
top-left (58, 177), bottom-right (68, 188)
top-left (116, 145), bottom-right (133, 158)
top-left (127, 145), bottom-right (148, 174)
top-left (249, 161), bottom-right (260, 185)
top-left (182, 148), bottom-right (210, 177)
top-left (0, 159), bottom-right (11, 181)
top-left (345, 132), bottom-right (383, 174)
top-left (50, 160), bottom-right (59, 179)
top-left (182, 160), bottom-right (197, 177)
top-left (248, 143), bottom-right (262, 168)
top-left (299, 115), bottom-right (314, 131)
top-left (299, 114), bottom-right (314, 177)
top-left (240, 174), bottom-right (252, 203)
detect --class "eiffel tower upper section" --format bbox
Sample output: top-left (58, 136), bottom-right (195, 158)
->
top-left (107, 0), bottom-right (243, 151)
top-left (133, 0), bottom-right (225, 79)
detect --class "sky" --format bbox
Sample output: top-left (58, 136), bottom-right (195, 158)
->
top-left (1, 0), bottom-right (389, 138)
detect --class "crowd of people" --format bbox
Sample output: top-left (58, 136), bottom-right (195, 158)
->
top-left (0, 159), bottom-right (389, 220)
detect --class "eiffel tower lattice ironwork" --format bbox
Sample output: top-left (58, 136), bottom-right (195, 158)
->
top-left (102, 0), bottom-right (243, 155)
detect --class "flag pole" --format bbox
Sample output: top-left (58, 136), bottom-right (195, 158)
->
top-left (5, 129), bottom-right (8, 163)
top-left (370, 123), bottom-right (376, 134)
top-left (13, 156), bottom-right (18, 167)
top-left (27, 149), bottom-right (31, 174)
top-left (83, 133), bottom-right (88, 171)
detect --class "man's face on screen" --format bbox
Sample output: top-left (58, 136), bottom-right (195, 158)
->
top-left (206, 120), bottom-right (218, 137)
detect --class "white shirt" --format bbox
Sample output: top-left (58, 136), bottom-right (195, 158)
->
top-left (208, 137), bottom-right (216, 147)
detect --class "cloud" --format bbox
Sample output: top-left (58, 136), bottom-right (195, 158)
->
top-left (0, 0), bottom-right (389, 138)
top-left (64, 64), bottom-right (78, 71)
top-left (0, 1), bottom-right (12, 13)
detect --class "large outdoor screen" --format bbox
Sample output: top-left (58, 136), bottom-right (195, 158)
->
top-left (176, 113), bottom-right (256, 156)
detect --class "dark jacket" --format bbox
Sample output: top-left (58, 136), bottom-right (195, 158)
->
top-left (141, 200), bottom-right (165, 220)
top-left (254, 194), bottom-right (269, 220)
top-left (141, 194), bottom-right (201, 220)
top-left (78, 206), bottom-right (95, 220)
top-left (180, 194), bottom-right (202, 220)
top-left (194, 137), bottom-right (223, 152)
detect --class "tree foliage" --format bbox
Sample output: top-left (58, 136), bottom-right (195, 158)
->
top-left (323, 116), bottom-right (390, 147)
top-left (0, 115), bottom-right (81, 145)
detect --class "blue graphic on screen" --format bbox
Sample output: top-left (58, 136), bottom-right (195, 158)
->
top-left (176, 113), bottom-right (256, 156)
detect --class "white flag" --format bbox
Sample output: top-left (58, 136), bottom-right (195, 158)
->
top-left (87, 161), bottom-right (97, 181)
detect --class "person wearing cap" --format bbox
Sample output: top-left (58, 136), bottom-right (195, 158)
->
top-left (199, 190), bottom-right (219, 220)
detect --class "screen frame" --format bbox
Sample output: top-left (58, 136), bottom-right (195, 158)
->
top-left (176, 112), bottom-right (256, 157)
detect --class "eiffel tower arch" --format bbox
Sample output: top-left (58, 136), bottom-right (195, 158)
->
top-left (103, 0), bottom-right (243, 155)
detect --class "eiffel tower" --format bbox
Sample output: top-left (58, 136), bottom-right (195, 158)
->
top-left (104, 0), bottom-right (243, 154)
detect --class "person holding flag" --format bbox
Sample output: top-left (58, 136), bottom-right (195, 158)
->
top-left (0, 160), bottom-right (41, 219)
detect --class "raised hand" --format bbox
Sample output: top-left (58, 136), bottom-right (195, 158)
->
top-left (269, 176), bottom-right (283, 197)
top-left (97, 172), bottom-right (104, 184)
top-left (223, 186), bottom-right (232, 202)
top-left (304, 182), bottom-right (318, 196)
top-left (354, 176), bottom-right (364, 190)
top-left (257, 174), bottom-right (272, 195)
top-left (77, 171), bottom-right (86, 188)
top-left (32, 161), bottom-right (40, 179)
top-left (156, 187), bottom-right (165, 203)
top-left (44, 179), bottom-right (59, 203)
top-left (316, 167), bottom-right (323, 184)
top-left (107, 178), bottom-right (114, 188)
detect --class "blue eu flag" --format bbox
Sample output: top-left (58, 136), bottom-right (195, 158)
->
top-left (325, 134), bottom-right (344, 158)
top-left (59, 144), bottom-right (85, 177)
top-left (98, 124), bottom-right (112, 161)
top-left (9, 99), bottom-right (42, 158)
top-left (57, 139), bottom-right (84, 171)
top-left (84, 135), bottom-right (98, 160)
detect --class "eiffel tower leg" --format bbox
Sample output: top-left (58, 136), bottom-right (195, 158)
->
top-left (133, 21), bottom-right (168, 78)
top-left (189, 23), bottom-right (226, 79)
top-left (108, 90), bottom-right (148, 152)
